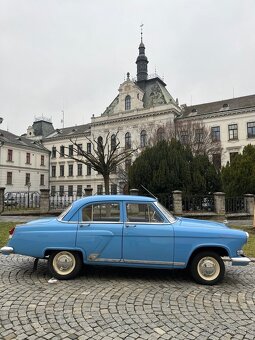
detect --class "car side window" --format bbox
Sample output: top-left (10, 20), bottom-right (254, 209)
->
top-left (82, 203), bottom-right (120, 222)
top-left (126, 203), bottom-right (163, 223)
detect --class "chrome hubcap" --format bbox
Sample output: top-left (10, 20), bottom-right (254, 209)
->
top-left (197, 257), bottom-right (220, 281)
top-left (53, 252), bottom-right (75, 275)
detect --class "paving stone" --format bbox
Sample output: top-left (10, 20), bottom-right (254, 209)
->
top-left (0, 255), bottom-right (255, 339)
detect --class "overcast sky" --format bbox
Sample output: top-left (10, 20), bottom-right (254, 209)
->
top-left (0, 0), bottom-right (255, 135)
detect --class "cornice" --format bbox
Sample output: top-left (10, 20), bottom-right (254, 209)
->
top-left (179, 106), bottom-right (255, 122)
top-left (91, 108), bottom-right (179, 127)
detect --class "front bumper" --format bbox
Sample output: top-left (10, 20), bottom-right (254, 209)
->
top-left (231, 256), bottom-right (251, 266)
top-left (0, 246), bottom-right (14, 255)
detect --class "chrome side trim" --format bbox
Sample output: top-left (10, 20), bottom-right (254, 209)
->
top-left (124, 259), bottom-right (185, 266)
top-left (0, 246), bottom-right (14, 255)
top-left (231, 256), bottom-right (251, 266)
top-left (88, 257), bottom-right (185, 266)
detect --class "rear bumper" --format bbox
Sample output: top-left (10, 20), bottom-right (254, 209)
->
top-left (231, 256), bottom-right (251, 266)
top-left (0, 246), bottom-right (14, 255)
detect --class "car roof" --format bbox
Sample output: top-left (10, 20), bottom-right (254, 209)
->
top-left (72, 195), bottom-right (156, 208)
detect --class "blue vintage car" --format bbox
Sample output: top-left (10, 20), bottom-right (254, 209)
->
top-left (0, 195), bottom-right (250, 285)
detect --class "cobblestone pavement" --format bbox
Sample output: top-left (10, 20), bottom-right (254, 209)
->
top-left (0, 255), bottom-right (255, 340)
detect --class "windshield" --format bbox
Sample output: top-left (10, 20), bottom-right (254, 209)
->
top-left (155, 201), bottom-right (176, 223)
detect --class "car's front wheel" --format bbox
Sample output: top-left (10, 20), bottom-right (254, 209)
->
top-left (190, 251), bottom-right (225, 285)
top-left (48, 250), bottom-right (82, 280)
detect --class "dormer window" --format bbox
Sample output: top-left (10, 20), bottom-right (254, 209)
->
top-left (125, 95), bottom-right (131, 110)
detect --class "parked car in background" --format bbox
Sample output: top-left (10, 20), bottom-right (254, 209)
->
top-left (4, 192), bottom-right (40, 208)
top-left (0, 195), bottom-right (250, 285)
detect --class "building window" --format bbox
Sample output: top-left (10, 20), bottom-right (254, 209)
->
top-left (51, 186), bottom-right (56, 197)
top-left (87, 143), bottom-right (91, 154)
top-left (125, 159), bottom-right (131, 172)
top-left (77, 164), bottom-right (83, 176)
top-left (125, 132), bottom-right (131, 149)
top-left (230, 152), bottom-right (238, 163)
top-left (51, 146), bottom-right (56, 158)
top-left (68, 185), bottom-right (73, 197)
top-left (68, 164), bottom-right (73, 177)
top-left (228, 124), bottom-right (238, 140)
top-left (195, 128), bottom-right (204, 143)
top-left (247, 122), bottom-right (255, 138)
top-left (111, 184), bottom-right (118, 195)
top-left (87, 164), bottom-right (91, 176)
top-left (7, 172), bottom-right (12, 185)
top-left (180, 130), bottom-right (188, 144)
top-left (97, 136), bottom-right (103, 151)
top-left (60, 165), bottom-right (65, 177)
top-left (51, 165), bottom-right (56, 177)
top-left (77, 144), bottom-right (83, 155)
top-left (77, 185), bottom-right (83, 197)
top-left (69, 145), bottom-right (73, 157)
top-left (125, 95), bottom-right (131, 110)
top-left (59, 185), bottom-right (64, 196)
top-left (7, 149), bottom-right (13, 162)
top-left (97, 185), bottom-right (103, 195)
top-left (40, 174), bottom-right (45, 186)
top-left (157, 127), bottom-right (165, 141)
top-left (26, 153), bottom-right (31, 164)
top-left (25, 173), bottom-right (30, 185)
top-left (111, 134), bottom-right (116, 150)
top-left (140, 130), bottom-right (147, 148)
top-left (212, 153), bottom-right (221, 170)
top-left (41, 155), bottom-right (45, 166)
top-left (211, 126), bottom-right (220, 142)
top-left (60, 145), bottom-right (65, 157)
top-left (111, 164), bottom-right (117, 174)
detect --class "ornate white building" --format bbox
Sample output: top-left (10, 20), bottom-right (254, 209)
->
top-left (21, 37), bottom-right (255, 195)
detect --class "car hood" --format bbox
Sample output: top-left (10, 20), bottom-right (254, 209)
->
top-left (177, 217), bottom-right (228, 229)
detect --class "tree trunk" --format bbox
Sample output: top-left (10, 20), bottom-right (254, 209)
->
top-left (103, 174), bottom-right (110, 195)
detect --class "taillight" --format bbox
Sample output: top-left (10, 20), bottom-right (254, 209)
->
top-left (9, 227), bottom-right (15, 238)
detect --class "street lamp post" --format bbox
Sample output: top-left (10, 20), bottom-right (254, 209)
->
top-left (27, 182), bottom-right (31, 208)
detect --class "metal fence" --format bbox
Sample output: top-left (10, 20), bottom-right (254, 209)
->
top-left (225, 197), bottom-right (247, 213)
top-left (182, 195), bottom-right (215, 212)
top-left (4, 192), bottom-right (40, 211)
top-left (50, 191), bottom-right (84, 210)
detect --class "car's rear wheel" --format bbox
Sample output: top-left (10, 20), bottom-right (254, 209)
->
top-left (48, 250), bottom-right (82, 280)
top-left (190, 251), bottom-right (225, 285)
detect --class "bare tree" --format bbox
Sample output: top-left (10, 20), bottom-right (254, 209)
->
top-left (57, 131), bottom-right (136, 194)
top-left (150, 120), bottom-right (222, 157)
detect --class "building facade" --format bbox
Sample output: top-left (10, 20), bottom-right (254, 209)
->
top-left (21, 37), bottom-right (255, 196)
top-left (0, 129), bottom-right (50, 193)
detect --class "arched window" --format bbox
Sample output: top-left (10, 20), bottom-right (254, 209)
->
top-left (97, 136), bottom-right (103, 151)
top-left (125, 95), bottom-right (131, 111)
top-left (157, 127), bottom-right (165, 141)
top-left (140, 130), bottom-right (147, 148)
top-left (125, 132), bottom-right (131, 149)
top-left (111, 134), bottom-right (116, 150)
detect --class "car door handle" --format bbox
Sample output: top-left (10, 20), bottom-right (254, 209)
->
top-left (80, 224), bottom-right (90, 228)
top-left (126, 224), bottom-right (136, 228)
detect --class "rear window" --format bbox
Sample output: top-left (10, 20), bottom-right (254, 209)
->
top-left (81, 203), bottom-right (120, 222)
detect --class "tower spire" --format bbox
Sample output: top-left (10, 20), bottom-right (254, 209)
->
top-left (136, 24), bottom-right (148, 82)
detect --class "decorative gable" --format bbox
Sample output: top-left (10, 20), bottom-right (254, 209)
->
top-left (114, 79), bottom-right (144, 114)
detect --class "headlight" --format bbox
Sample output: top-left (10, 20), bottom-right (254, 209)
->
top-left (237, 250), bottom-right (244, 256)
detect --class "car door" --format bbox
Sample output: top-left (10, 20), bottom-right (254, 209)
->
top-left (123, 202), bottom-right (174, 266)
top-left (76, 201), bottom-right (123, 263)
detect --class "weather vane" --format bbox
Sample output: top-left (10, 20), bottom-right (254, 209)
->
top-left (140, 23), bottom-right (144, 41)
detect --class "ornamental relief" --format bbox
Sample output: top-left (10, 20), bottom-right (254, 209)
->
top-left (149, 84), bottom-right (166, 106)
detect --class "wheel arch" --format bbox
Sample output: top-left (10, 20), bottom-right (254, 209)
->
top-left (44, 248), bottom-right (85, 262)
top-left (187, 246), bottom-right (229, 267)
